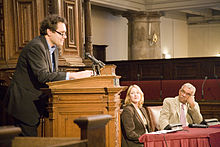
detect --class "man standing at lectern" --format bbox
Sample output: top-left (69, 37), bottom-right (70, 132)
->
top-left (4, 15), bottom-right (93, 136)
top-left (159, 83), bottom-right (203, 130)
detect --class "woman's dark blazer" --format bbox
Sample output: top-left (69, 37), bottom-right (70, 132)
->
top-left (121, 104), bottom-right (152, 147)
top-left (4, 36), bottom-right (66, 126)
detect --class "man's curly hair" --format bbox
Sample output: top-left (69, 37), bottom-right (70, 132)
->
top-left (40, 14), bottom-right (67, 35)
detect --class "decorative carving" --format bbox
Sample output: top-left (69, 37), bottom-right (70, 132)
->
top-left (13, 0), bottom-right (38, 51)
top-left (46, 0), bottom-right (54, 15)
top-left (52, 0), bottom-right (84, 66)
top-left (63, 0), bottom-right (78, 51)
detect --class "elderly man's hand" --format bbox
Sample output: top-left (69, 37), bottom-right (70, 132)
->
top-left (187, 96), bottom-right (195, 108)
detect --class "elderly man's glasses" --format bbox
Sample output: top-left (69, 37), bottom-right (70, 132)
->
top-left (54, 30), bottom-right (66, 37)
top-left (180, 89), bottom-right (192, 97)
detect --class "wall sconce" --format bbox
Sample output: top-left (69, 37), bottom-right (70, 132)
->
top-left (148, 22), bottom-right (158, 46)
top-left (148, 33), bottom-right (158, 46)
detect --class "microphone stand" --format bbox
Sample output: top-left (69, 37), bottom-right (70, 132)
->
top-left (201, 76), bottom-right (208, 100)
top-left (92, 63), bottom-right (101, 76)
top-left (92, 60), bottom-right (105, 76)
top-left (85, 52), bottom-right (105, 76)
top-left (160, 75), bottom-right (163, 100)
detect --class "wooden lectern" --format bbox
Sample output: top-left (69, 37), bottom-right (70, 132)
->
top-left (39, 65), bottom-right (127, 147)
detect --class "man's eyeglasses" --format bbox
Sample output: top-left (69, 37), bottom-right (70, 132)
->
top-left (180, 89), bottom-right (192, 97)
top-left (54, 30), bottom-right (66, 37)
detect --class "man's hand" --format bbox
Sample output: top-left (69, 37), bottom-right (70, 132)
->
top-left (187, 96), bottom-right (195, 108)
top-left (69, 70), bottom-right (93, 80)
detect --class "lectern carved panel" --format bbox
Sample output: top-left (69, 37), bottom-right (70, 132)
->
top-left (39, 66), bottom-right (127, 147)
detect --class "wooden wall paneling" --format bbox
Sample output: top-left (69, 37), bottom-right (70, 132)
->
top-left (57, 0), bottom-right (84, 66)
top-left (3, 0), bottom-right (17, 67)
top-left (0, 1), bottom-right (5, 65)
top-left (173, 61), bottom-right (201, 79)
top-left (1, 0), bottom-right (44, 68)
top-left (35, 0), bottom-right (45, 28)
top-left (162, 61), bottom-right (173, 80)
top-left (107, 57), bottom-right (220, 81)
top-left (200, 59), bottom-right (213, 78)
top-left (13, 0), bottom-right (39, 57)
top-left (43, 0), bottom-right (84, 67)
top-left (114, 61), bottom-right (131, 81)
top-left (196, 101), bottom-right (220, 121)
top-left (64, 0), bottom-right (79, 52)
top-left (44, 0), bottom-right (57, 16)
top-left (129, 61), bottom-right (139, 81)
top-left (138, 61), bottom-right (164, 80)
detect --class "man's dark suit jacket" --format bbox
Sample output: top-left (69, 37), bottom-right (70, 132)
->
top-left (4, 36), bottom-right (66, 126)
top-left (121, 104), bottom-right (152, 147)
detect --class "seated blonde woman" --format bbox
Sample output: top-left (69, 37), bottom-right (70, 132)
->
top-left (121, 85), bottom-right (152, 147)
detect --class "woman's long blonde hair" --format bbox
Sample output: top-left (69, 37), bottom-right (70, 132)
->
top-left (124, 84), bottom-right (144, 108)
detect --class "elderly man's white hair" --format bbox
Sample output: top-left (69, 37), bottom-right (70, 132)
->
top-left (181, 83), bottom-right (196, 95)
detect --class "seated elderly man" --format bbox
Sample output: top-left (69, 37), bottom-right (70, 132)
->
top-left (159, 83), bottom-right (203, 130)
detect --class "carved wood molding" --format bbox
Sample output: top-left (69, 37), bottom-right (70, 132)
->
top-left (46, 0), bottom-right (84, 66)
top-left (0, 0), bottom-right (86, 68)
top-left (13, 0), bottom-right (38, 52)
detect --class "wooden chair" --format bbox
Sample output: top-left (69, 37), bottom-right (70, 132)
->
top-left (146, 106), bottom-right (163, 132)
top-left (0, 125), bottom-right (21, 147)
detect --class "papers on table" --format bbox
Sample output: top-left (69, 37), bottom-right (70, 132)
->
top-left (147, 128), bottom-right (183, 134)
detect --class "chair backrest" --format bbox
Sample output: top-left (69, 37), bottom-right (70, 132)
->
top-left (146, 106), bottom-right (163, 132)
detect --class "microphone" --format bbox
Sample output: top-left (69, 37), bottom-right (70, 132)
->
top-left (201, 76), bottom-right (208, 99)
top-left (160, 75), bottom-right (163, 99)
top-left (85, 52), bottom-right (105, 68)
top-left (188, 124), bottom-right (208, 128)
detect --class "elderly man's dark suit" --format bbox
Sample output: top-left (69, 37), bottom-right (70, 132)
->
top-left (121, 104), bottom-right (152, 147)
top-left (4, 36), bottom-right (66, 130)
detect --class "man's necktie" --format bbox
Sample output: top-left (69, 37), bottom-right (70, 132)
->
top-left (52, 53), bottom-right (55, 72)
top-left (180, 104), bottom-right (186, 127)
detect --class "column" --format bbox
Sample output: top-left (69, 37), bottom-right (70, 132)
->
top-left (126, 12), bottom-right (162, 60)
